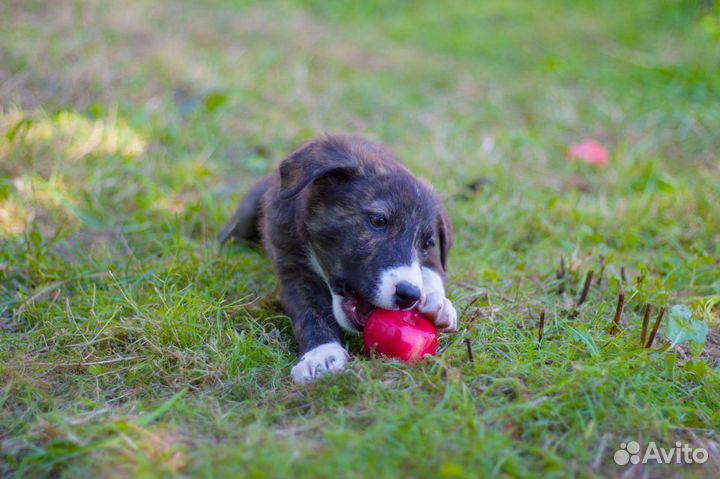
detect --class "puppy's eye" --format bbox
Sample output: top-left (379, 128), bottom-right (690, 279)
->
top-left (368, 213), bottom-right (388, 230)
top-left (423, 237), bottom-right (436, 250)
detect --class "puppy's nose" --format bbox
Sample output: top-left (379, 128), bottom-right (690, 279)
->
top-left (394, 281), bottom-right (422, 310)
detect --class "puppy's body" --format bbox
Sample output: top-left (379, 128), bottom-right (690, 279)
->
top-left (220, 135), bottom-right (457, 382)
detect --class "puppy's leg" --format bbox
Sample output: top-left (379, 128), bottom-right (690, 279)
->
top-left (418, 266), bottom-right (458, 332)
top-left (279, 272), bottom-right (348, 383)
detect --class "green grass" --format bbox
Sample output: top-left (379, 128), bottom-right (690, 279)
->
top-left (1, 0), bottom-right (720, 477)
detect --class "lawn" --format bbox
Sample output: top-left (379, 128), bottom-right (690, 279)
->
top-left (1, 0), bottom-right (720, 477)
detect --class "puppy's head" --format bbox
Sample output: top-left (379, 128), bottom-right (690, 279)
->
top-left (280, 135), bottom-right (453, 332)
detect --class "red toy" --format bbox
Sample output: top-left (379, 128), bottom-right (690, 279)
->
top-left (363, 309), bottom-right (438, 362)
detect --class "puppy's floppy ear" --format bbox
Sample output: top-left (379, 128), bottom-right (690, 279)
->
top-left (437, 204), bottom-right (454, 271)
top-left (279, 137), bottom-right (359, 199)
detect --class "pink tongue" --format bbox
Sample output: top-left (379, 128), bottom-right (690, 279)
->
top-left (342, 296), bottom-right (357, 314)
top-left (342, 296), bottom-right (364, 327)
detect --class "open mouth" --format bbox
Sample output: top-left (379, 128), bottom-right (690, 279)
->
top-left (338, 284), bottom-right (376, 331)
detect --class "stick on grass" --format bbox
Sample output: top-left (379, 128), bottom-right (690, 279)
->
top-left (645, 306), bottom-right (666, 348)
top-left (538, 310), bottom-right (546, 342)
top-left (610, 290), bottom-right (625, 336)
top-left (577, 270), bottom-right (594, 306)
top-left (640, 303), bottom-right (652, 347)
top-left (465, 338), bottom-right (474, 364)
top-left (557, 256), bottom-right (566, 294)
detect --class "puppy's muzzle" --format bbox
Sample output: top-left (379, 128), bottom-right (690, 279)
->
top-left (394, 280), bottom-right (421, 310)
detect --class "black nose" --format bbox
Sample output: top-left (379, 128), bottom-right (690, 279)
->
top-left (394, 281), bottom-right (421, 309)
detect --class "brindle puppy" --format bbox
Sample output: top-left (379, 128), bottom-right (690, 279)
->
top-left (219, 134), bottom-right (457, 383)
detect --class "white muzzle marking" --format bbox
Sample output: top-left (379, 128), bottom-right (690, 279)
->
top-left (374, 261), bottom-right (424, 309)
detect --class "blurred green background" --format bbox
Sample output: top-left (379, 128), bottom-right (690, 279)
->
top-left (1, 1), bottom-right (719, 478)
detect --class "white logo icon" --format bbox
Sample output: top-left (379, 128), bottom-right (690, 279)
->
top-left (614, 441), bottom-right (641, 465)
top-left (613, 441), bottom-right (708, 466)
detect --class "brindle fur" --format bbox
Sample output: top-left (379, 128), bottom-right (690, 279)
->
top-left (220, 134), bottom-right (453, 355)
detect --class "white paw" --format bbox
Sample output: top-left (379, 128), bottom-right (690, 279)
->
top-left (418, 292), bottom-right (458, 332)
top-left (291, 342), bottom-right (349, 384)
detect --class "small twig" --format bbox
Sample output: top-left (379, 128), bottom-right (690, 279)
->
top-left (13, 282), bottom-right (64, 318)
top-left (592, 434), bottom-right (609, 471)
top-left (462, 295), bottom-right (482, 322)
top-left (466, 308), bottom-right (483, 323)
top-left (464, 338), bottom-right (474, 364)
top-left (527, 395), bottom-right (549, 406)
top-left (577, 270), bottom-right (594, 306)
top-left (610, 290), bottom-right (625, 336)
top-left (557, 256), bottom-right (566, 294)
top-left (28, 356), bottom-right (139, 367)
top-left (620, 266), bottom-right (627, 283)
top-left (538, 310), bottom-right (546, 342)
top-left (645, 306), bottom-right (666, 348)
top-left (13, 272), bottom-right (110, 318)
top-left (462, 295), bottom-right (482, 316)
top-left (640, 303), bottom-right (652, 347)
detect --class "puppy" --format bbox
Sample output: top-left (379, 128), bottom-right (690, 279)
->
top-left (219, 134), bottom-right (457, 383)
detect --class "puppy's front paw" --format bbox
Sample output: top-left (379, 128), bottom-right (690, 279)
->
top-left (291, 342), bottom-right (349, 384)
top-left (418, 293), bottom-right (458, 332)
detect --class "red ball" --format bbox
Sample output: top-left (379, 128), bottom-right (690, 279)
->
top-left (363, 309), bottom-right (438, 362)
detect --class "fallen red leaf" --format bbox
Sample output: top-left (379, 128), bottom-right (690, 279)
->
top-left (568, 139), bottom-right (609, 166)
